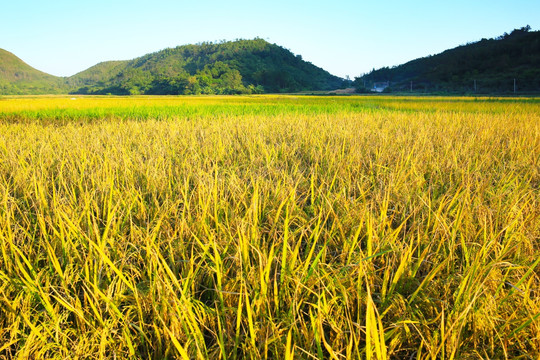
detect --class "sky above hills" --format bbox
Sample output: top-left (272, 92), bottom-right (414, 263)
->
top-left (2, 0), bottom-right (538, 79)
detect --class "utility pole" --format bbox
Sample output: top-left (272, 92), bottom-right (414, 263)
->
top-left (514, 78), bottom-right (516, 94)
top-left (474, 79), bottom-right (476, 92)
top-left (410, 81), bottom-right (413, 92)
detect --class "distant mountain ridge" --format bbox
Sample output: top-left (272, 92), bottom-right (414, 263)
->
top-left (355, 26), bottom-right (540, 93)
top-left (1, 39), bottom-right (346, 95)
top-left (69, 38), bottom-right (346, 94)
top-left (3, 29), bottom-right (539, 96)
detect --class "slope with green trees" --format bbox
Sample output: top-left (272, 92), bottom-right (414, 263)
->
top-left (0, 49), bottom-right (66, 94)
top-left (355, 26), bottom-right (540, 93)
top-left (0, 39), bottom-right (346, 95)
top-left (65, 61), bottom-right (129, 91)
top-left (68, 38), bottom-right (345, 95)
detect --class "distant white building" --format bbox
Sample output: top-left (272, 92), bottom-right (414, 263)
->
top-left (371, 81), bottom-right (390, 93)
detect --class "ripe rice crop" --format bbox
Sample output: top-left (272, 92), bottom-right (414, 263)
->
top-left (0, 95), bottom-right (539, 359)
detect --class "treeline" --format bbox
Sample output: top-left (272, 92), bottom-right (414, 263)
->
top-left (355, 26), bottom-right (540, 94)
top-left (69, 39), bottom-right (345, 95)
top-left (74, 61), bottom-right (261, 95)
top-left (0, 82), bottom-right (66, 95)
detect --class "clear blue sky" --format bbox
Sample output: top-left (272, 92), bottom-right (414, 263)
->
top-left (2, 0), bottom-right (538, 78)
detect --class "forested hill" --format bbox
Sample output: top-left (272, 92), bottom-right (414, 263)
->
top-left (68, 39), bottom-right (345, 95)
top-left (0, 39), bottom-right (346, 95)
top-left (355, 26), bottom-right (540, 93)
top-left (0, 49), bottom-right (66, 94)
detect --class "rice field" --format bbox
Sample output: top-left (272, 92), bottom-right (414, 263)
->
top-left (0, 95), bottom-right (539, 359)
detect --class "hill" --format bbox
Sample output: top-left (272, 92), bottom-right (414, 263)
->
top-left (0, 39), bottom-right (346, 95)
top-left (66, 60), bottom-right (129, 89)
top-left (68, 39), bottom-right (346, 95)
top-left (0, 49), bottom-right (66, 94)
top-left (355, 26), bottom-right (540, 94)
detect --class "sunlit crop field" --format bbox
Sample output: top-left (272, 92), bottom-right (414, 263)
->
top-left (0, 95), bottom-right (539, 359)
